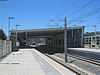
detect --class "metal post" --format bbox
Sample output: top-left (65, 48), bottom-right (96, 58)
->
top-left (91, 36), bottom-right (92, 48)
top-left (16, 25), bottom-right (20, 42)
top-left (8, 17), bottom-right (15, 39)
top-left (94, 25), bottom-right (97, 48)
top-left (16, 25), bottom-right (20, 51)
top-left (16, 25), bottom-right (17, 42)
top-left (81, 27), bottom-right (84, 48)
top-left (8, 17), bottom-right (14, 52)
top-left (8, 17), bottom-right (10, 38)
top-left (26, 32), bottom-right (27, 39)
top-left (64, 17), bottom-right (67, 62)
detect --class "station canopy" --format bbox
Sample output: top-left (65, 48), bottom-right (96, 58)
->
top-left (11, 26), bottom-right (84, 38)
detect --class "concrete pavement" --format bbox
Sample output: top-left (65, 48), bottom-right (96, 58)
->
top-left (0, 48), bottom-right (76, 75)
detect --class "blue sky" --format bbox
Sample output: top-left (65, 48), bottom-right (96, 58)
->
top-left (0, 0), bottom-right (100, 35)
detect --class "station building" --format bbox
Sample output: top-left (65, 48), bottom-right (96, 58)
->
top-left (10, 26), bottom-right (84, 50)
top-left (84, 32), bottom-right (100, 49)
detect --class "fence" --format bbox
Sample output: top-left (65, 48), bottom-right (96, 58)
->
top-left (0, 40), bottom-right (11, 59)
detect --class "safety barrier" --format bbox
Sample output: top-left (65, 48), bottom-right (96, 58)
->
top-left (0, 40), bottom-right (11, 59)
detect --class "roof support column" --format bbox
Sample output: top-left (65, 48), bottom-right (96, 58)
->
top-left (26, 32), bottom-right (27, 39)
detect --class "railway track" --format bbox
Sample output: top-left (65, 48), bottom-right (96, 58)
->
top-left (68, 54), bottom-right (100, 66)
top-left (44, 54), bottom-right (81, 75)
top-left (44, 47), bottom-right (100, 66)
top-left (51, 52), bottom-right (100, 66)
top-left (34, 46), bottom-right (100, 75)
top-left (44, 53), bottom-right (99, 75)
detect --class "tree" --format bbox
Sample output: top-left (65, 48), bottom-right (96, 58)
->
top-left (0, 29), bottom-right (6, 40)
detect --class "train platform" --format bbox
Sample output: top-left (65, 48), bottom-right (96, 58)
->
top-left (0, 48), bottom-right (76, 75)
top-left (68, 48), bottom-right (100, 53)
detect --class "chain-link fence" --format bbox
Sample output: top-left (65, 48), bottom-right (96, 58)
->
top-left (0, 40), bottom-right (11, 59)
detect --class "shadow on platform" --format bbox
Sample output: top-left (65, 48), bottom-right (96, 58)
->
top-left (19, 45), bottom-right (34, 49)
top-left (34, 45), bottom-right (64, 55)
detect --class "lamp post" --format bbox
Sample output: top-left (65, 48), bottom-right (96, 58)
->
top-left (16, 25), bottom-right (20, 42)
top-left (93, 25), bottom-right (97, 48)
top-left (8, 17), bottom-right (15, 40)
top-left (93, 25), bottom-right (96, 35)
top-left (16, 24), bottom-right (20, 51)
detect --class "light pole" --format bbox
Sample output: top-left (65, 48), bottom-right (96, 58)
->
top-left (93, 25), bottom-right (96, 35)
top-left (16, 25), bottom-right (20, 42)
top-left (64, 17), bottom-right (67, 62)
top-left (50, 17), bottom-right (68, 62)
top-left (93, 25), bottom-right (97, 48)
top-left (8, 17), bottom-right (15, 40)
top-left (16, 24), bottom-right (20, 51)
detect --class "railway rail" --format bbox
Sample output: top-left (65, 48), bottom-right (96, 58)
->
top-left (44, 53), bottom-right (100, 75)
top-left (44, 54), bottom-right (81, 75)
top-left (34, 46), bottom-right (100, 75)
top-left (68, 54), bottom-right (100, 66)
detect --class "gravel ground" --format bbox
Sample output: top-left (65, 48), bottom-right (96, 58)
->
top-left (51, 53), bottom-right (100, 75)
top-left (34, 46), bottom-right (100, 75)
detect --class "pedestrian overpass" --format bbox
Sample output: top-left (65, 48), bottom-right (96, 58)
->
top-left (10, 26), bottom-right (84, 51)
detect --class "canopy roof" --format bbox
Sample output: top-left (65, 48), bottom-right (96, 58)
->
top-left (11, 26), bottom-right (84, 37)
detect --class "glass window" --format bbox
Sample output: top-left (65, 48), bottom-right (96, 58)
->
top-left (96, 37), bottom-right (99, 40)
top-left (83, 38), bottom-right (85, 44)
top-left (86, 38), bottom-right (88, 44)
top-left (97, 42), bottom-right (99, 45)
top-left (93, 37), bottom-right (95, 39)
